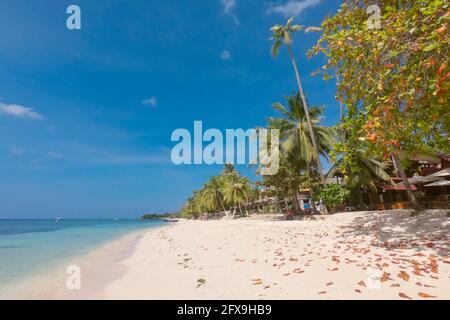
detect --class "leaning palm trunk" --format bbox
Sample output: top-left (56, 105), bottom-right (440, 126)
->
top-left (286, 46), bottom-right (325, 185)
top-left (391, 153), bottom-right (421, 210)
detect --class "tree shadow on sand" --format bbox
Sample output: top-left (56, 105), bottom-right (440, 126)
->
top-left (337, 209), bottom-right (450, 257)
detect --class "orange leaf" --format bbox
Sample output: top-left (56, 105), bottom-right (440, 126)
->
top-left (318, 291), bottom-right (327, 295)
top-left (418, 292), bottom-right (436, 298)
top-left (399, 292), bottom-right (412, 300)
top-left (358, 280), bottom-right (366, 287)
top-left (397, 271), bottom-right (410, 281)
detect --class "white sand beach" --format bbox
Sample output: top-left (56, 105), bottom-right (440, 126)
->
top-left (14, 210), bottom-right (450, 300)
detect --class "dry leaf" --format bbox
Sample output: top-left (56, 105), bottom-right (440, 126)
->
top-left (326, 282), bottom-right (333, 286)
top-left (318, 291), bottom-right (327, 295)
top-left (381, 272), bottom-right (392, 282)
top-left (399, 292), bottom-right (412, 300)
top-left (390, 284), bottom-right (400, 287)
top-left (355, 289), bottom-right (361, 293)
top-left (252, 280), bottom-right (263, 285)
top-left (398, 271), bottom-right (410, 281)
top-left (418, 292), bottom-right (436, 298)
top-left (358, 280), bottom-right (366, 287)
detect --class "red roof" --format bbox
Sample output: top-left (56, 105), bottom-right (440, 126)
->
top-left (377, 182), bottom-right (418, 191)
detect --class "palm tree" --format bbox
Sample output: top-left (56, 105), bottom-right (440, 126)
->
top-left (221, 172), bottom-right (252, 216)
top-left (271, 17), bottom-right (325, 185)
top-left (269, 92), bottom-right (334, 167)
top-left (203, 176), bottom-right (228, 214)
top-left (328, 150), bottom-right (392, 209)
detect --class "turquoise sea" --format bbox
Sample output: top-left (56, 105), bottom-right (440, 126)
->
top-left (0, 219), bottom-right (165, 296)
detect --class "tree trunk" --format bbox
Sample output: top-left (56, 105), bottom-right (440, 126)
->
top-left (218, 195), bottom-right (228, 216)
top-left (391, 153), bottom-right (421, 210)
top-left (283, 199), bottom-right (289, 213)
top-left (336, 71), bottom-right (344, 122)
top-left (292, 193), bottom-right (301, 214)
top-left (287, 45), bottom-right (325, 185)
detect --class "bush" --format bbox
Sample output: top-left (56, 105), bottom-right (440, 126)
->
top-left (313, 184), bottom-right (350, 213)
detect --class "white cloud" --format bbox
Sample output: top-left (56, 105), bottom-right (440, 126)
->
top-left (220, 50), bottom-right (232, 60)
top-left (0, 103), bottom-right (44, 120)
top-left (46, 151), bottom-right (64, 159)
top-left (141, 96), bottom-right (158, 107)
top-left (221, 0), bottom-right (240, 26)
top-left (10, 148), bottom-right (25, 156)
top-left (267, 0), bottom-right (322, 17)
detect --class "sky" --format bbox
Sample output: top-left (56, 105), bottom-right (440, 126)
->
top-left (0, 0), bottom-right (341, 218)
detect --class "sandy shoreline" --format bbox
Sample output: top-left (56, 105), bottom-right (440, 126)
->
top-left (8, 210), bottom-right (450, 300)
top-left (2, 226), bottom-right (167, 300)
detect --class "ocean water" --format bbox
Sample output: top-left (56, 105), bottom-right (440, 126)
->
top-left (0, 219), bottom-right (165, 295)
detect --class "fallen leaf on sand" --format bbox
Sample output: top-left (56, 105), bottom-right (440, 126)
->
top-left (423, 284), bottom-right (436, 288)
top-left (398, 271), bottom-right (410, 281)
top-left (264, 286), bottom-right (271, 290)
top-left (283, 273), bottom-right (291, 276)
top-left (390, 284), bottom-right (400, 287)
top-left (355, 289), bottom-right (361, 293)
top-left (289, 257), bottom-right (298, 262)
top-left (196, 278), bottom-right (206, 288)
top-left (318, 291), bottom-right (327, 295)
top-left (358, 280), bottom-right (366, 287)
top-left (326, 282), bottom-right (333, 286)
top-left (418, 292), bottom-right (436, 298)
top-left (399, 292), bottom-right (412, 300)
top-left (415, 282), bottom-right (422, 287)
top-left (252, 280), bottom-right (263, 285)
top-left (381, 272), bottom-right (392, 282)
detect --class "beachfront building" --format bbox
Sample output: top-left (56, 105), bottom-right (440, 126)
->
top-left (365, 154), bottom-right (450, 210)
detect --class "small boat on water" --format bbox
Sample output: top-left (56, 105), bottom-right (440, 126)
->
top-left (162, 218), bottom-right (179, 222)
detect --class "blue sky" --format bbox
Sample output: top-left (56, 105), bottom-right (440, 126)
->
top-left (0, 0), bottom-right (341, 218)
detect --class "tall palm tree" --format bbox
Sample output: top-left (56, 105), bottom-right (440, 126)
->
top-left (269, 92), bottom-right (334, 166)
top-left (271, 17), bottom-right (325, 185)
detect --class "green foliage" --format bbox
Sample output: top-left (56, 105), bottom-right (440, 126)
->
top-left (180, 165), bottom-right (255, 218)
top-left (140, 212), bottom-right (181, 220)
top-left (311, 0), bottom-right (450, 168)
top-left (313, 184), bottom-right (350, 212)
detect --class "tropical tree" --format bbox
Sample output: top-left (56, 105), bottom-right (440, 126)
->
top-left (328, 149), bottom-right (393, 209)
top-left (271, 17), bottom-right (326, 184)
top-left (269, 92), bottom-right (335, 166)
top-left (311, 0), bottom-right (449, 209)
top-left (221, 171), bottom-right (253, 216)
top-left (180, 165), bottom-right (254, 218)
top-left (259, 155), bottom-right (319, 213)
top-left (203, 176), bottom-right (227, 213)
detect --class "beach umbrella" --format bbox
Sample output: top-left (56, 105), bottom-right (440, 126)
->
top-left (424, 180), bottom-right (450, 187)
